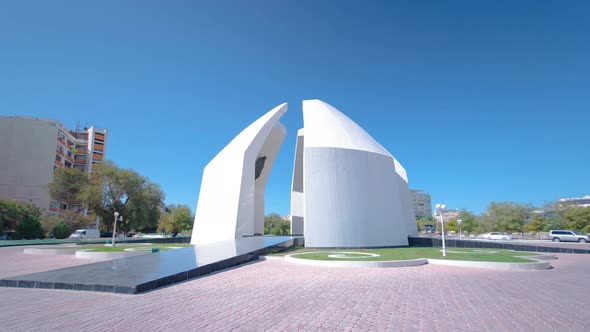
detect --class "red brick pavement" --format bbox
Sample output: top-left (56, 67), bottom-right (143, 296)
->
top-left (0, 246), bottom-right (589, 331)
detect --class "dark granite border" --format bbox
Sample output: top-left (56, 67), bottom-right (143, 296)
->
top-left (408, 237), bottom-right (590, 254)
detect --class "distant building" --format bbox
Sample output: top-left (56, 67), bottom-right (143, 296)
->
top-left (558, 195), bottom-right (590, 208)
top-left (0, 116), bottom-right (107, 216)
top-left (441, 209), bottom-right (460, 222)
top-left (410, 189), bottom-right (432, 219)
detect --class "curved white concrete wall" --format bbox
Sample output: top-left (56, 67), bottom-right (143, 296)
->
top-left (300, 100), bottom-right (417, 247)
top-left (192, 103), bottom-right (287, 245)
top-left (290, 129), bottom-right (305, 235)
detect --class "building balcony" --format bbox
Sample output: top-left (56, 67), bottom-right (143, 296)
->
top-left (56, 150), bottom-right (65, 157)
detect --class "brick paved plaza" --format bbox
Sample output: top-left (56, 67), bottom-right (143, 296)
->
top-left (1, 246), bottom-right (589, 331)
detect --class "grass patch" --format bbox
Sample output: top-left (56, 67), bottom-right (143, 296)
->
top-left (275, 247), bottom-right (539, 263)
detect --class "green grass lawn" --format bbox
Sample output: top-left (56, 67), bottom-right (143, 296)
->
top-left (64, 244), bottom-right (192, 252)
top-left (273, 246), bottom-right (540, 263)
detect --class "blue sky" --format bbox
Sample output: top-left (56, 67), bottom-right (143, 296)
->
top-left (1, 1), bottom-right (589, 215)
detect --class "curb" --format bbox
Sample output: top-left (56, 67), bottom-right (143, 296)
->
top-left (284, 255), bottom-right (428, 268)
top-left (75, 251), bottom-right (149, 260)
top-left (270, 253), bottom-right (556, 270)
top-left (23, 248), bottom-right (78, 255)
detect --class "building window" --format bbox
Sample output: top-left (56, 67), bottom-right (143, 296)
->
top-left (55, 155), bottom-right (62, 162)
top-left (74, 155), bottom-right (86, 161)
top-left (74, 165), bottom-right (85, 171)
top-left (67, 151), bottom-right (72, 157)
top-left (65, 161), bottom-right (72, 168)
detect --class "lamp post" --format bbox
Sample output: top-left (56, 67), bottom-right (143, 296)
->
top-left (457, 219), bottom-right (463, 240)
top-left (112, 212), bottom-right (123, 246)
top-left (435, 204), bottom-right (447, 257)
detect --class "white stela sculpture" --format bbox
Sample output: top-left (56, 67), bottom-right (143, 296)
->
top-left (291, 100), bottom-right (417, 247)
top-left (191, 103), bottom-right (287, 245)
top-left (191, 100), bottom-right (417, 248)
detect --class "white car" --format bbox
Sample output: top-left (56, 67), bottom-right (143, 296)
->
top-left (142, 233), bottom-right (166, 239)
top-left (479, 232), bottom-right (512, 240)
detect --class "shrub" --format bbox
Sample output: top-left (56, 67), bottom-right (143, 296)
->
top-left (52, 221), bottom-right (71, 239)
top-left (16, 216), bottom-right (44, 239)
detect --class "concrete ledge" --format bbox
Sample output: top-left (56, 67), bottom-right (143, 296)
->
top-left (277, 253), bottom-right (555, 270)
top-left (24, 248), bottom-right (78, 255)
top-left (74, 251), bottom-right (149, 260)
top-left (283, 255), bottom-right (428, 268)
top-left (427, 257), bottom-right (551, 270)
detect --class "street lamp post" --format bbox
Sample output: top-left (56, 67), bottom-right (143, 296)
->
top-left (112, 212), bottom-right (123, 246)
top-left (435, 204), bottom-right (447, 257)
top-left (457, 219), bottom-right (463, 240)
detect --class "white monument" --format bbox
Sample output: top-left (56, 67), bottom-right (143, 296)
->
top-left (191, 100), bottom-right (417, 248)
top-left (191, 103), bottom-right (287, 245)
top-left (291, 100), bottom-right (417, 247)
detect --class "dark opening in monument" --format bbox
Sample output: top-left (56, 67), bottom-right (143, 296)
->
top-left (255, 156), bottom-right (267, 180)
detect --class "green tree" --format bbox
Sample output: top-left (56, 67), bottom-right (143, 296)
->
top-left (455, 210), bottom-right (479, 234)
top-left (483, 202), bottom-right (529, 236)
top-left (41, 212), bottom-right (92, 237)
top-left (523, 218), bottom-right (545, 239)
top-left (264, 213), bottom-right (290, 235)
top-left (47, 167), bottom-right (89, 213)
top-left (446, 219), bottom-right (459, 232)
top-left (16, 215), bottom-right (44, 239)
top-left (81, 162), bottom-right (165, 233)
top-left (416, 216), bottom-right (436, 232)
top-left (158, 204), bottom-right (194, 234)
top-left (0, 200), bottom-right (42, 233)
top-left (52, 221), bottom-right (71, 239)
top-left (562, 207), bottom-right (590, 232)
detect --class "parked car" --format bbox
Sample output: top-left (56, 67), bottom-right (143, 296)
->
top-left (142, 233), bottom-right (166, 239)
top-left (69, 229), bottom-right (100, 240)
top-left (549, 230), bottom-right (589, 243)
top-left (478, 232), bottom-right (512, 240)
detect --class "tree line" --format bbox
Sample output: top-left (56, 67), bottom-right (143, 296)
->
top-left (417, 202), bottom-right (590, 236)
top-left (0, 161), bottom-right (194, 239)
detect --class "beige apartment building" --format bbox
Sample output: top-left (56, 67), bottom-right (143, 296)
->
top-left (0, 116), bottom-right (107, 215)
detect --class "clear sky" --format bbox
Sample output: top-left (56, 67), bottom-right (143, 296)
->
top-left (1, 1), bottom-right (589, 215)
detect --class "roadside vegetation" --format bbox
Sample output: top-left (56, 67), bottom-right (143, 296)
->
top-left (417, 202), bottom-right (590, 238)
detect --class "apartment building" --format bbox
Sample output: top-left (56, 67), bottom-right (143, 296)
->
top-left (558, 195), bottom-right (590, 208)
top-left (410, 189), bottom-right (432, 219)
top-left (0, 116), bottom-right (107, 215)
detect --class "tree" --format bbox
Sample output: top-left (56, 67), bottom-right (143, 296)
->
top-left (16, 215), bottom-right (44, 239)
top-left (264, 213), bottom-right (290, 235)
top-left (446, 219), bottom-right (459, 232)
top-left (158, 204), bottom-right (194, 234)
top-left (81, 162), bottom-right (165, 233)
top-left (523, 218), bottom-right (544, 239)
top-left (563, 207), bottom-right (590, 233)
top-left (455, 210), bottom-right (479, 234)
top-left (40, 212), bottom-right (92, 237)
top-left (47, 167), bottom-right (89, 212)
top-left (483, 202), bottom-right (529, 236)
top-left (0, 200), bottom-right (42, 233)
top-left (52, 221), bottom-right (71, 239)
top-left (416, 216), bottom-right (436, 232)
